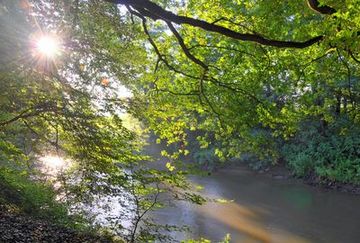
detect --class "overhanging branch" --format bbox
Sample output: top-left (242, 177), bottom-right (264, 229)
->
top-left (307, 0), bottom-right (336, 15)
top-left (104, 0), bottom-right (325, 48)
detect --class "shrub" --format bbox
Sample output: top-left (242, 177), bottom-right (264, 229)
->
top-left (0, 167), bottom-right (86, 228)
top-left (282, 118), bottom-right (360, 184)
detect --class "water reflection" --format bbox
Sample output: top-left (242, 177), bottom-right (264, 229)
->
top-left (153, 167), bottom-right (360, 242)
top-left (79, 191), bottom-right (136, 235)
top-left (37, 145), bottom-right (360, 243)
top-left (198, 200), bottom-right (312, 243)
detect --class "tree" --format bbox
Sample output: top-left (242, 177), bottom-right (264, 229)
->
top-left (1, 0), bottom-right (360, 241)
top-left (100, 0), bottom-right (360, 181)
top-left (0, 1), bottom-right (202, 241)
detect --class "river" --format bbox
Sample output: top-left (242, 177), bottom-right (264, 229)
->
top-left (63, 141), bottom-right (360, 242)
top-left (153, 166), bottom-right (360, 243)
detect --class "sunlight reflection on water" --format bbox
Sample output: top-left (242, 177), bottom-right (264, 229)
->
top-left (39, 155), bottom-right (70, 176)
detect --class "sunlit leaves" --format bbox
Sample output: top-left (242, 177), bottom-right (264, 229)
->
top-left (165, 162), bottom-right (175, 172)
top-left (124, 0), bottom-right (360, 169)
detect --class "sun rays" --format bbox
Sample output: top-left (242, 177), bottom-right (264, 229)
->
top-left (35, 35), bottom-right (61, 58)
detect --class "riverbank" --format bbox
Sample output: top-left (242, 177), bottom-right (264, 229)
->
top-left (0, 206), bottom-right (112, 243)
top-left (252, 163), bottom-right (360, 195)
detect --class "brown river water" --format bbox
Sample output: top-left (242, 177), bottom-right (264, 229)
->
top-left (153, 166), bottom-right (360, 243)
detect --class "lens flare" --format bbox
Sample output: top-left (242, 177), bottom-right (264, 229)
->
top-left (35, 35), bottom-right (60, 57)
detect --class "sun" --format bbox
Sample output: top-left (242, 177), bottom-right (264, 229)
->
top-left (35, 35), bottom-right (60, 57)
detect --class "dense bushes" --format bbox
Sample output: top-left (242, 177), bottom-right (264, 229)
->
top-left (282, 118), bottom-right (360, 184)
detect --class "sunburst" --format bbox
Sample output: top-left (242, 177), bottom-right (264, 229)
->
top-left (35, 35), bottom-right (60, 58)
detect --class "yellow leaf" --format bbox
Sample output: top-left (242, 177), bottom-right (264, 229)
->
top-left (166, 162), bottom-right (175, 172)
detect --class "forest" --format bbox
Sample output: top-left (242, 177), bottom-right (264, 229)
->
top-left (0, 0), bottom-right (360, 242)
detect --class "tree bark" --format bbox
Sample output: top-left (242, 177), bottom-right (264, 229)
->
top-left (307, 0), bottom-right (336, 15)
top-left (104, 0), bottom-right (325, 48)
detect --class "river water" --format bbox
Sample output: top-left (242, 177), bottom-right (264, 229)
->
top-left (153, 166), bottom-right (360, 243)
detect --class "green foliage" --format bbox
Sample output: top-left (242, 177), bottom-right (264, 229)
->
top-left (0, 167), bottom-right (86, 228)
top-left (0, 1), bottom-right (206, 241)
top-left (122, 0), bottom-right (360, 186)
top-left (193, 147), bottom-right (216, 170)
top-left (2, 0), bottom-right (360, 241)
top-left (282, 118), bottom-right (360, 183)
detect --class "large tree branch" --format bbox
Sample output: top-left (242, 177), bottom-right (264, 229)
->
top-left (128, 6), bottom-right (202, 80)
top-left (104, 0), bottom-right (324, 48)
top-left (307, 0), bottom-right (336, 15)
top-left (166, 21), bottom-right (208, 70)
top-left (124, 3), bottom-right (268, 117)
